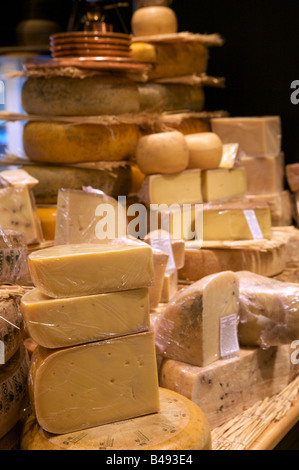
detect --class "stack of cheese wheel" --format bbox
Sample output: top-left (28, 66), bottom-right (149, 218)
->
top-left (0, 285), bottom-right (30, 450)
top-left (20, 241), bottom-right (211, 450)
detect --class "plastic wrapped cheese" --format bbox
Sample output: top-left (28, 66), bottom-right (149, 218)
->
top-left (0, 230), bottom-right (29, 284)
top-left (237, 271), bottom-right (299, 348)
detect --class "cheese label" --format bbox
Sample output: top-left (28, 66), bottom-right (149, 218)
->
top-left (243, 210), bottom-right (264, 240)
top-left (0, 341), bottom-right (4, 365)
top-left (149, 236), bottom-right (176, 274)
top-left (220, 314), bottom-right (239, 359)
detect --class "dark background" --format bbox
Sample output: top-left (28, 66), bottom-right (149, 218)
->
top-left (0, 0), bottom-right (298, 163)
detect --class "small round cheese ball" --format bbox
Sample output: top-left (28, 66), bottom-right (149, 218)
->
top-left (131, 6), bottom-right (178, 37)
top-left (185, 132), bottom-right (223, 170)
top-left (136, 131), bottom-right (189, 175)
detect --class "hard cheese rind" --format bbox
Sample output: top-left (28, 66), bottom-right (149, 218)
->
top-left (21, 287), bottom-right (150, 349)
top-left (29, 331), bottom-right (160, 434)
top-left (28, 243), bottom-right (154, 298)
top-left (154, 271), bottom-right (239, 367)
top-left (0, 286), bottom-right (26, 364)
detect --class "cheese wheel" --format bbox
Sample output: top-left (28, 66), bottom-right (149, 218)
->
top-left (136, 131), bottom-right (189, 175)
top-left (0, 345), bottom-right (30, 439)
top-left (138, 83), bottom-right (205, 113)
top-left (131, 6), bottom-right (178, 36)
top-left (185, 132), bottom-right (223, 169)
top-left (0, 230), bottom-right (28, 285)
top-left (21, 75), bottom-right (140, 116)
top-left (21, 388), bottom-right (211, 450)
top-left (23, 121), bottom-right (141, 164)
top-left (0, 287), bottom-right (25, 364)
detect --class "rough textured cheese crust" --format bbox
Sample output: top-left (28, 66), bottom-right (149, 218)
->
top-left (23, 121), bottom-right (141, 164)
top-left (21, 388), bottom-right (211, 450)
top-left (21, 75), bottom-right (140, 116)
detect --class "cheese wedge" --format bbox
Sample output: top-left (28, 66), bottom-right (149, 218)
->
top-left (29, 332), bottom-right (160, 434)
top-left (154, 271), bottom-right (239, 367)
top-left (201, 168), bottom-right (247, 202)
top-left (28, 243), bottom-right (154, 298)
top-left (21, 287), bottom-right (150, 349)
top-left (149, 249), bottom-right (169, 310)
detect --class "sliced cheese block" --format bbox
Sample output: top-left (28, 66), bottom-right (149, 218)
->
top-left (286, 163), bottom-right (299, 192)
top-left (21, 388), bottom-right (211, 450)
top-left (29, 331), bottom-right (160, 434)
top-left (154, 271), bottom-right (239, 367)
top-left (23, 121), bottom-right (141, 164)
top-left (240, 153), bottom-right (284, 194)
top-left (0, 186), bottom-right (43, 245)
top-left (54, 188), bottom-right (126, 245)
top-left (246, 191), bottom-right (293, 227)
top-left (21, 75), bottom-right (140, 116)
top-left (160, 269), bottom-right (178, 303)
top-left (21, 287), bottom-right (150, 349)
top-left (236, 271), bottom-right (299, 348)
top-left (0, 286), bottom-right (26, 364)
top-left (130, 40), bottom-right (209, 80)
top-left (28, 242), bottom-right (154, 298)
top-left (159, 345), bottom-right (293, 430)
top-left (24, 163), bottom-right (132, 205)
top-left (211, 116), bottom-right (282, 157)
top-left (138, 169), bottom-right (203, 207)
top-left (0, 345), bottom-right (30, 439)
top-left (202, 201), bottom-right (272, 241)
top-left (145, 229), bottom-right (185, 270)
top-left (179, 234), bottom-right (287, 281)
top-left (37, 206), bottom-right (56, 241)
top-left (138, 83), bottom-right (205, 113)
top-left (0, 169), bottom-right (38, 189)
top-left (131, 6), bottom-right (178, 36)
top-left (201, 168), bottom-right (247, 202)
top-left (185, 132), bottom-right (223, 170)
top-left (136, 131), bottom-right (189, 175)
top-left (0, 230), bottom-right (29, 284)
top-left (149, 249), bottom-right (169, 311)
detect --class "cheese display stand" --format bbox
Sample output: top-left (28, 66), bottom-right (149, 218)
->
top-left (0, 0), bottom-right (299, 453)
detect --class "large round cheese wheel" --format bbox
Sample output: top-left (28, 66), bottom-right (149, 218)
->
top-left (136, 131), bottom-right (189, 175)
top-left (131, 6), bottom-right (178, 37)
top-left (138, 83), bottom-right (205, 113)
top-left (21, 75), bottom-right (140, 116)
top-left (23, 121), bottom-right (141, 164)
top-left (185, 132), bottom-right (223, 170)
top-left (21, 388), bottom-right (211, 450)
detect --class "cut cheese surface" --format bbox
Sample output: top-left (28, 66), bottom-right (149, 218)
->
top-left (154, 271), bottom-right (239, 367)
top-left (185, 132), bottom-right (223, 170)
top-left (21, 287), bottom-right (150, 349)
top-left (161, 270), bottom-right (178, 303)
top-left (21, 75), bottom-right (140, 116)
top-left (0, 345), bottom-right (30, 439)
top-left (28, 242), bottom-right (154, 298)
top-left (0, 169), bottom-right (38, 189)
top-left (149, 249), bottom-right (169, 310)
top-left (201, 168), bottom-right (247, 202)
top-left (211, 116), bottom-right (282, 157)
top-left (54, 188), bottom-right (125, 245)
top-left (29, 331), bottom-right (160, 434)
top-left (21, 388), bottom-right (211, 450)
top-left (138, 170), bottom-right (203, 207)
top-left (240, 153), bottom-right (284, 194)
top-left (159, 345), bottom-right (293, 430)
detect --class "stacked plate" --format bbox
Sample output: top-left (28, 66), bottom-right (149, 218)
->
top-left (50, 31), bottom-right (132, 58)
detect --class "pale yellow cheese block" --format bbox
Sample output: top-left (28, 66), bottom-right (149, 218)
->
top-left (240, 153), bottom-right (284, 194)
top-left (54, 188), bottom-right (125, 245)
top-left (21, 287), bottom-right (150, 349)
top-left (236, 271), bottom-right (299, 348)
top-left (154, 204), bottom-right (201, 241)
top-left (29, 331), bottom-right (160, 434)
top-left (211, 116), bottom-right (282, 157)
top-left (160, 270), bottom-right (178, 303)
top-left (201, 167), bottom-right (247, 202)
top-left (21, 75), bottom-right (140, 116)
top-left (247, 191), bottom-right (293, 227)
top-left (185, 132), bottom-right (223, 170)
top-left (138, 169), bottom-right (203, 207)
top-left (0, 286), bottom-right (25, 364)
top-left (159, 345), bottom-right (294, 430)
top-left (149, 249), bottom-right (169, 311)
top-left (28, 242), bottom-right (154, 298)
top-left (23, 121), bottom-right (141, 164)
top-left (131, 6), bottom-right (178, 36)
top-left (21, 388), bottom-right (211, 450)
top-left (0, 186), bottom-right (43, 245)
top-left (0, 345), bottom-right (30, 439)
top-left (286, 163), bottom-right (299, 192)
top-left (0, 168), bottom-right (38, 189)
top-left (154, 271), bottom-right (239, 367)
top-left (136, 131), bottom-right (189, 175)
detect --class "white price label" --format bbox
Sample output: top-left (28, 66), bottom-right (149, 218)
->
top-left (243, 210), bottom-right (264, 240)
top-left (220, 314), bottom-right (239, 359)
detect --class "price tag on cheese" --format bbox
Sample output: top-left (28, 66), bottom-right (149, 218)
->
top-left (220, 314), bottom-right (239, 359)
top-left (148, 234), bottom-right (176, 274)
top-left (243, 209), bottom-right (264, 240)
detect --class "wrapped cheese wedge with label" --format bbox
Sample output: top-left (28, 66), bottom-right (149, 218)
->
top-left (159, 345), bottom-right (294, 430)
top-left (21, 287), bottom-right (150, 349)
top-left (28, 332), bottom-right (160, 434)
top-left (28, 242), bottom-right (154, 298)
top-left (21, 75), bottom-right (140, 116)
top-left (237, 271), bottom-right (299, 348)
top-left (154, 271), bottom-right (239, 368)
